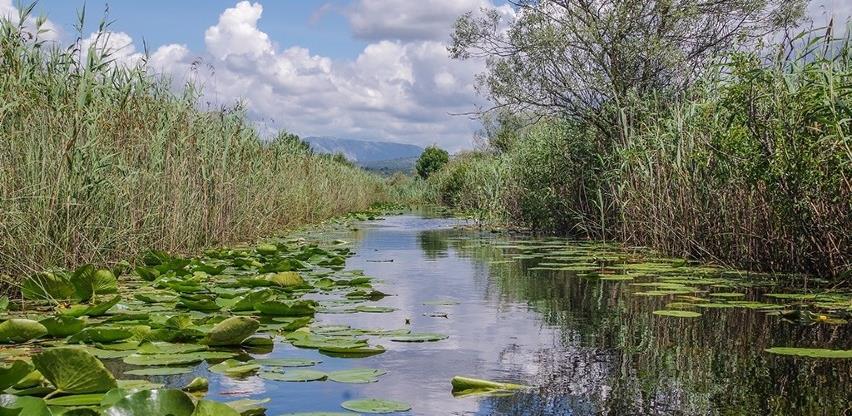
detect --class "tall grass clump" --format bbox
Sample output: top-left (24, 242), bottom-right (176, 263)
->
top-left (0, 12), bottom-right (386, 279)
top-left (431, 29), bottom-right (851, 278)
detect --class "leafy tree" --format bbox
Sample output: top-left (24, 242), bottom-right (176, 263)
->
top-left (273, 131), bottom-right (312, 153)
top-left (450, 0), bottom-right (806, 139)
top-left (416, 146), bottom-right (450, 179)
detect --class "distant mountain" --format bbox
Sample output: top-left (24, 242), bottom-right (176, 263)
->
top-left (305, 137), bottom-right (424, 164)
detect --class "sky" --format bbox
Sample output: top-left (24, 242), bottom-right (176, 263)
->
top-left (2, 1), bottom-right (850, 150)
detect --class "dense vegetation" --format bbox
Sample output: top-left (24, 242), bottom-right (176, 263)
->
top-left (0, 13), bottom-right (387, 281)
top-left (426, 2), bottom-right (850, 279)
top-left (415, 146), bottom-right (450, 179)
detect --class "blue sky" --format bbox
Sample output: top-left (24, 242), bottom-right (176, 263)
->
top-left (34, 1), bottom-right (366, 59)
top-left (4, 0), bottom-right (850, 150)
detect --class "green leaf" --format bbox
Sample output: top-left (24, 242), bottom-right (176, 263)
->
top-left (39, 316), bottom-right (86, 337)
top-left (137, 342), bottom-right (207, 355)
top-left (192, 400), bottom-right (240, 416)
top-left (70, 265), bottom-right (118, 302)
top-left (68, 327), bottom-right (133, 344)
top-left (182, 377), bottom-right (209, 392)
top-left (208, 359), bottom-right (260, 377)
top-left (340, 398), bottom-right (411, 414)
top-left (0, 319), bottom-right (48, 343)
top-left (124, 367), bottom-right (194, 376)
top-left (45, 393), bottom-right (105, 406)
top-left (0, 395), bottom-right (50, 416)
top-left (21, 272), bottom-right (75, 302)
top-left (258, 370), bottom-right (327, 382)
top-left (60, 295), bottom-right (121, 317)
top-left (203, 316), bottom-right (259, 346)
top-left (652, 310), bottom-right (702, 318)
top-left (0, 361), bottom-right (33, 391)
top-left (450, 376), bottom-right (526, 397)
top-left (123, 351), bottom-right (236, 366)
top-left (255, 358), bottom-right (320, 367)
top-left (103, 389), bottom-right (195, 416)
top-left (225, 398), bottom-right (270, 416)
top-left (389, 332), bottom-right (447, 342)
top-left (765, 347), bottom-right (852, 358)
top-left (32, 348), bottom-right (117, 394)
top-left (327, 368), bottom-right (386, 384)
top-left (255, 300), bottom-right (317, 316)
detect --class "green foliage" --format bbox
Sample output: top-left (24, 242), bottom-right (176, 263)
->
top-left (416, 146), bottom-right (450, 179)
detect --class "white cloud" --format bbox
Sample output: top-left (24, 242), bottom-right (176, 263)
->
top-left (808, 0), bottom-right (852, 32)
top-left (141, 1), bottom-right (499, 150)
top-left (0, 0), bottom-right (61, 41)
top-left (346, 0), bottom-right (515, 41)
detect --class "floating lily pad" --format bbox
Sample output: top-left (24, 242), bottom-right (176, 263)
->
top-left (103, 389), bottom-right (195, 416)
top-left (68, 327), bottom-right (133, 344)
top-left (123, 351), bottom-right (236, 366)
top-left (226, 398), bottom-right (270, 415)
top-left (138, 342), bottom-right (207, 355)
top-left (764, 347), bottom-right (852, 359)
top-left (0, 394), bottom-right (50, 416)
top-left (182, 377), bottom-right (208, 392)
top-left (255, 300), bottom-right (317, 317)
top-left (0, 360), bottom-right (33, 391)
top-left (389, 332), bottom-right (447, 342)
top-left (353, 306), bottom-right (396, 313)
top-left (193, 399), bottom-right (240, 416)
top-left (21, 272), bottom-right (75, 301)
top-left (39, 316), bottom-right (86, 337)
top-left (124, 367), bottom-right (194, 376)
top-left (45, 393), bottom-right (105, 406)
top-left (255, 358), bottom-right (321, 367)
top-left (70, 265), bottom-right (118, 302)
top-left (259, 370), bottom-right (327, 382)
top-left (340, 398), bottom-right (411, 414)
top-left (450, 376), bottom-right (527, 397)
top-left (208, 359), bottom-right (260, 377)
top-left (327, 368), bottom-right (387, 384)
top-left (652, 310), bottom-right (702, 318)
top-left (204, 316), bottom-right (259, 346)
top-left (0, 319), bottom-right (48, 344)
top-left (32, 348), bottom-right (117, 394)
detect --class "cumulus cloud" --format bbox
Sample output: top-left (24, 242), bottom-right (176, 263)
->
top-left (0, 0), bottom-right (61, 41)
top-left (345, 0), bottom-right (515, 41)
top-left (130, 0), bottom-right (496, 150)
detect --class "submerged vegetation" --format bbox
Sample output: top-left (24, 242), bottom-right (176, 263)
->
top-left (0, 10), bottom-right (386, 281)
top-left (424, 18), bottom-right (852, 279)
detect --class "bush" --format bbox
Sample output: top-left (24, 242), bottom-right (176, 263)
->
top-left (416, 146), bottom-right (450, 179)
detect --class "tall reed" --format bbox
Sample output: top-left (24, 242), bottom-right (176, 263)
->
top-left (0, 11), bottom-right (387, 280)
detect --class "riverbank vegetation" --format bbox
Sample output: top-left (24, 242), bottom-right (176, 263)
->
top-left (0, 13), bottom-right (387, 281)
top-left (424, 2), bottom-right (850, 279)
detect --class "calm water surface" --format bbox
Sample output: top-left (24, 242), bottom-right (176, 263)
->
top-left (121, 214), bottom-right (851, 415)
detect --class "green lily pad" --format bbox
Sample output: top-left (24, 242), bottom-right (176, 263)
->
top-left (123, 351), bottom-right (236, 366)
top-left (0, 361), bottom-right (33, 391)
top-left (39, 316), bottom-right (86, 337)
top-left (70, 265), bottom-right (118, 302)
top-left (208, 359), bottom-right (260, 377)
top-left (255, 300), bottom-right (317, 317)
top-left (0, 394), bottom-right (50, 416)
top-left (21, 272), bottom-right (75, 302)
top-left (68, 327), bottom-right (133, 344)
top-left (138, 342), bottom-right (207, 355)
top-left (204, 316), bottom-right (260, 346)
top-left (258, 370), bottom-right (327, 382)
top-left (255, 358), bottom-right (321, 367)
top-left (182, 377), bottom-right (209, 392)
top-left (225, 398), bottom-right (270, 415)
top-left (327, 368), bottom-right (387, 384)
top-left (340, 398), bottom-right (411, 414)
top-left (450, 376), bottom-right (526, 397)
top-left (652, 310), bottom-right (702, 318)
top-left (125, 367), bottom-right (194, 376)
top-left (45, 393), bottom-right (105, 406)
top-left (32, 348), bottom-right (117, 394)
top-left (0, 319), bottom-right (48, 344)
top-left (389, 332), bottom-right (447, 342)
top-left (192, 400), bottom-right (240, 416)
top-left (764, 347), bottom-right (852, 359)
top-left (353, 306), bottom-right (395, 313)
top-left (103, 389), bottom-right (195, 416)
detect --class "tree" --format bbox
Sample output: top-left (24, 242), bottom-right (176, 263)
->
top-left (450, 0), bottom-right (806, 141)
top-left (416, 146), bottom-right (450, 179)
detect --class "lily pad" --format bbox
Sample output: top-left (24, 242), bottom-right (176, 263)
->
top-left (32, 348), bottom-right (117, 394)
top-left (138, 342), bottom-right (207, 355)
top-left (103, 389), bottom-right (195, 416)
top-left (125, 367), bottom-right (194, 376)
top-left (353, 306), bottom-right (395, 313)
top-left (652, 310), bottom-right (702, 318)
top-left (258, 370), bottom-right (327, 382)
top-left (70, 265), bottom-right (118, 302)
top-left (21, 272), bottom-right (75, 302)
top-left (182, 377), bottom-right (209, 393)
top-left (39, 316), bottom-right (86, 337)
top-left (450, 376), bottom-right (526, 397)
top-left (255, 358), bottom-right (321, 367)
top-left (0, 360), bottom-right (33, 391)
top-left (226, 398), bottom-right (270, 416)
top-left (389, 332), bottom-right (447, 342)
top-left (123, 351), bottom-right (236, 366)
top-left (764, 347), bottom-right (852, 359)
top-left (68, 327), bottom-right (133, 344)
top-left (0, 319), bottom-right (48, 344)
top-left (204, 316), bottom-right (259, 346)
top-left (192, 400), bottom-right (240, 416)
top-left (208, 359), bottom-right (260, 377)
top-left (340, 398), bottom-right (411, 414)
top-left (327, 368), bottom-right (387, 384)
top-left (0, 394), bottom-right (50, 416)
top-left (255, 300), bottom-right (317, 317)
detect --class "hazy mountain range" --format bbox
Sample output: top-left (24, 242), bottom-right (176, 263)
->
top-left (304, 137), bottom-right (424, 173)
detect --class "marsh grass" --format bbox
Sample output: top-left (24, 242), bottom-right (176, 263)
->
top-left (0, 10), bottom-right (386, 280)
top-left (428, 28), bottom-right (851, 278)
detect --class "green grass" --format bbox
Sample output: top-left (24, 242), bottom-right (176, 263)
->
top-left (0, 13), bottom-right (387, 281)
top-left (426, 29), bottom-right (851, 279)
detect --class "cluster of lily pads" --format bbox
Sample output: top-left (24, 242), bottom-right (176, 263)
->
top-left (480, 239), bottom-right (852, 358)
top-left (0, 233), bottom-right (465, 415)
